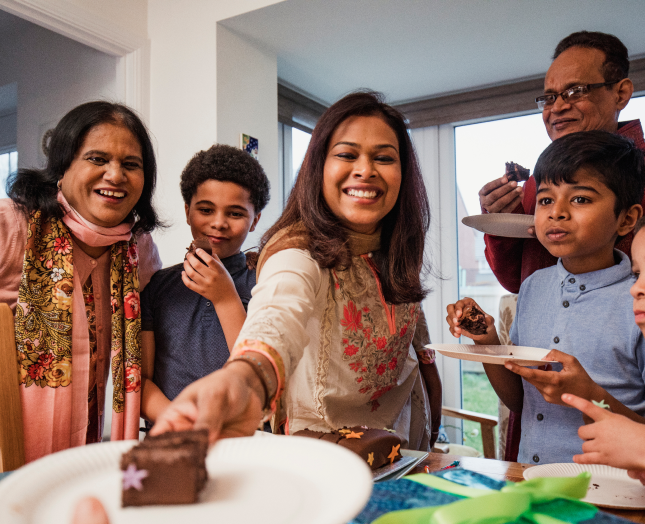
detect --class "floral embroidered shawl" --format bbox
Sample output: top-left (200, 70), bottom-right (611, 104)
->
top-left (14, 211), bottom-right (141, 462)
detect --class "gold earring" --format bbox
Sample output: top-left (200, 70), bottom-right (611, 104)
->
top-left (57, 179), bottom-right (62, 190)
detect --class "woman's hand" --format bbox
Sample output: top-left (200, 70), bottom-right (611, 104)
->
top-left (445, 298), bottom-right (499, 345)
top-left (150, 361), bottom-right (265, 445)
top-left (562, 394), bottom-right (645, 473)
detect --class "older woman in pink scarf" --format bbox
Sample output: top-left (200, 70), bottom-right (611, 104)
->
top-left (0, 101), bottom-right (163, 463)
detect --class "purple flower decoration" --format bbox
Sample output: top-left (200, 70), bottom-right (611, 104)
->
top-left (123, 463), bottom-right (149, 491)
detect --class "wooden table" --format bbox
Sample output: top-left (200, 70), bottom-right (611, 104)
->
top-left (414, 453), bottom-right (645, 524)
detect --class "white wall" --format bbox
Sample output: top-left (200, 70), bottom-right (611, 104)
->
top-left (0, 15), bottom-right (118, 170)
top-left (216, 25), bottom-right (280, 250)
top-left (148, 0), bottom-right (284, 266)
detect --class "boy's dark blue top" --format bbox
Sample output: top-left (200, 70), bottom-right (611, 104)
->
top-left (141, 252), bottom-right (255, 401)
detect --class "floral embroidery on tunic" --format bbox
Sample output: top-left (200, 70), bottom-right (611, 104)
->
top-left (330, 258), bottom-right (420, 412)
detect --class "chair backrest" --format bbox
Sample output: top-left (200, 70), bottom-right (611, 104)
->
top-left (0, 303), bottom-right (25, 471)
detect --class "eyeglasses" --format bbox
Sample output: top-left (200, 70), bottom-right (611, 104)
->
top-left (535, 81), bottom-right (619, 110)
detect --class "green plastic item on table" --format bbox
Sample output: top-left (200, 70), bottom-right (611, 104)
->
top-left (371, 472), bottom-right (596, 524)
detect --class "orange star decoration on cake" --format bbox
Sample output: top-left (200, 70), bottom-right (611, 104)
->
top-left (388, 444), bottom-right (400, 463)
top-left (367, 452), bottom-right (374, 466)
top-left (338, 429), bottom-right (351, 435)
top-left (345, 431), bottom-right (364, 439)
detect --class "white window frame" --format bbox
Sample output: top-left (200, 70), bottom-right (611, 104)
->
top-left (412, 108), bottom-right (541, 443)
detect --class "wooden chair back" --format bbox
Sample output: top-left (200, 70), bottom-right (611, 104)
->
top-left (441, 406), bottom-right (498, 459)
top-left (0, 303), bottom-right (25, 471)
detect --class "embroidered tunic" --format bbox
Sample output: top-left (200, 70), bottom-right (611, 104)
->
top-left (236, 245), bottom-right (432, 450)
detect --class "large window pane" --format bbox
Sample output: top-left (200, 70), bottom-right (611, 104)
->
top-left (454, 113), bottom-right (550, 455)
top-left (0, 150), bottom-right (18, 199)
top-left (292, 127), bottom-right (311, 177)
top-left (621, 94), bottom-right (645, 122)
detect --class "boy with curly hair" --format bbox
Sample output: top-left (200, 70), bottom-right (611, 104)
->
top-left (140, 144), bottom-right (270, 423)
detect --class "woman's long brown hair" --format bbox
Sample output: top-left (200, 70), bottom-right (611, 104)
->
top-left (261, 91), bottom-right (430, 304)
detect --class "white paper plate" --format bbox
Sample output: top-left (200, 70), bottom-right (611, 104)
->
top-left (462, 214), bottom-right (534, 238)
top-left (427, 344), bottom-right (550, 366)
top-left (523, 463), bottom-right (645, 509)
top-left (0, 435), bottom-right (372, 524)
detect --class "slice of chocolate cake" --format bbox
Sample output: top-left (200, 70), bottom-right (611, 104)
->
top-left (505, 161), bottom-right (530, 182)
top-left (120, 429), bottom-right (209, 507)
top-left (292, 426), bottom-right (402, 470)
top-left (459, 304), bottom-right (488, 336)
top-left (186, 238), bottom-right (213, 264)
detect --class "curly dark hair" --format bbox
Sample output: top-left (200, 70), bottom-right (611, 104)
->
top-left (180, 144), bottom-right (270, 213)
top-left (261, 90), bottom-right (431, 305)
top-left (7, 101), bottom-right (162, 234)
top-left (553, 31), bottom-right (629, 83)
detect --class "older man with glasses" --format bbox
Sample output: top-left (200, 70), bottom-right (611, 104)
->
top-left (477, 31), bottom-right (645, 464)
top-left (480, 30), bottom-right (645, 295)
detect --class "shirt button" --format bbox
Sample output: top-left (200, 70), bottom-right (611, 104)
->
top-left (569, 278), bottom-right (575, 284)
top-left (98, 355), bottom-right (104, 361)
top-left (95, 293), bottom-right (100, 299)
top-left (537, 413), bottom-right (544, 421)
top-left (90, 260), bottom-right (97, 267)
top-left (98, 382), bottom-right (104, 388)
top-left (553, 337), bottom-right (559, 343)
top-left (533, 455), bottom-right (540, 463)
top-left (97, 326), bottom-right (103, 332)
top-left (563, 301), bottom-right (569, 308)
top-left (580, 285), bottom-right (586, 291)
top-left (206, 302), bottom-right (211, 307)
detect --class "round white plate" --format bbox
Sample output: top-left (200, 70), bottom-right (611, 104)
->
top-left (0, 435), bottom-right (372, 524)
top-left (523, 463), bottom-right (645, 509)
top-left (427, 344), bottom-right (550, 366)
top-left (462, 214), bottom-right (534, 238)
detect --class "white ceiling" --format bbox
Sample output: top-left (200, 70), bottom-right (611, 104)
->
top-left (221, 0), bottom-right (645, 105)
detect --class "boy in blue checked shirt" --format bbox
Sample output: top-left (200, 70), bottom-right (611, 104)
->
top-left (140, 144), bottom-right (269, 424)
top-left (447, 131), bottom-right (645, 465)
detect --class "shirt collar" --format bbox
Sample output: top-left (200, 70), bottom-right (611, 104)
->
top-left (221, 252), bottom-right (248, 275)
top-left (556, 250), bottom-right (633, 293)
top-left (617, 119), bottom-right (645, 150)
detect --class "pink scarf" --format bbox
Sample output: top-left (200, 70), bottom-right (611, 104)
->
top-left (17, 194), bottom-right (141, 462)
top-left (57, 192), bottom-right (133, 245)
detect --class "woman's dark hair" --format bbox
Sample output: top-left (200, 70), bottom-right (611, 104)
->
top-left (180, 144), bottom-right (270, 213)
top-left (261, 91), bottom-right (430, 304)
top-left (534, 130), bottom-right (645, 216)
top-left (553, 31), bottom-right (629, 83)
top-left (7, 101), bottom-right (161, 234)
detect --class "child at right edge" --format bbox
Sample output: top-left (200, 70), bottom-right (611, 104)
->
top-left (447, 130), bottom-right (645, 465)
top-left (563, 217), bottom-right (645, 483)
